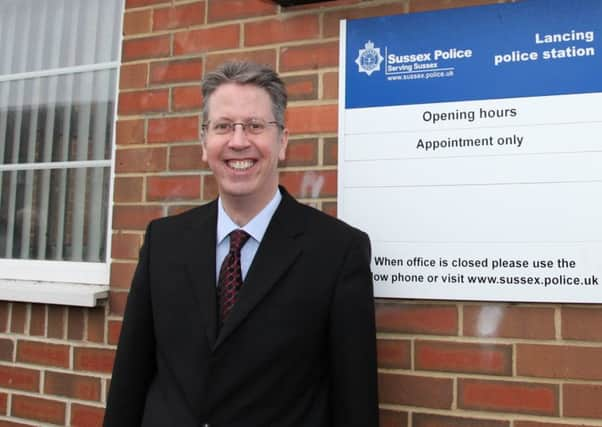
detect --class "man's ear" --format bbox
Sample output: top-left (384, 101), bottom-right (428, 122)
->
top-left (278, 128), bottom-right (289, 161)
top-left (201, 143), bottom-right (208, 162)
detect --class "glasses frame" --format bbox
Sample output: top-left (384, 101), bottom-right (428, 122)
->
top-left (201, 119), bottom-right (284, 136)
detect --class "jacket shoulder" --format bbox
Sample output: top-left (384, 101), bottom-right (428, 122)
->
top-left (288, 198), bottom-right (369, 244)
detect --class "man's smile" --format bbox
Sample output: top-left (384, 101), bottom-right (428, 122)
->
top-left (226, 159), bottom-right (256, 171)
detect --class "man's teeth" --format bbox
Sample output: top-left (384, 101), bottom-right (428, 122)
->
top-left (228, 160), bottom-right (254, 170)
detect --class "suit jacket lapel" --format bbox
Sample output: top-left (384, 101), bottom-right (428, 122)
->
top-left (215, 190), bottom-right (305, 348)
top-left (182, 201), bottom-right (219, 349)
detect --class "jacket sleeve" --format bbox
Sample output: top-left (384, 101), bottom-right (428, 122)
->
top-left (329, 231), bottom-right (380, 426)
top-left (104, 223), bottom-right (157, 427)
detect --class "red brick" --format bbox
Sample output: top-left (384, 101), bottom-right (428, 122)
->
top-left (108, 320), bottom-right (122, 346)
top-left (562, 306), bottom-right (602, 341)
top-left (0, 420), bottom-right (36, 427)
top-left (126, 0), bottom-right (169, 8)
top-left (282, 75), bottom-right (318, 102)
top-left (115, 147), bottom-right (167, 173)
top-left (0, 339), bottom-right (13, 362)
top-left (150, 59), bottom-right (203, 85)
top-left (168, 205), bottom-right (199, 216)
top-left (409, 0), bottom-right (500, 13)
top-left (375, 302), bottom-right (458, 335)
top-left (148, 116), bottom-right (199, 143)
top-left (112, 233), bottom-right (142, 260)
top-left (44, 371), bottom-right (101, 401)
top-left (122, 35), bottom-right (171, 61)
top-left (116, 119), bottom-right (145, 146)
top-left (377, 339), bottom-right (410, 370)
top-left (323, 137), bottom-right (337, 166)
top-left (153, 3), bottom-right (204, 31)
top-left (286, 104), bottom-right (338, 134)
top-left (378, 373), bottom-right (453, 409)
top-left (517, 344), bottom-right (602, 380)
top-left (123, 9), bottom-right (152, 36)
top-left (0, 302), bottom-right (8, 332)
top-left (207, 0), bottom-right (276, 22)
top-left (279, 170), bottom-right (337, 198)
top-left (71, 403), bottom-right (105, 427)
top-left (322, 201), bottom-right (336, 217)
top-left (110, 262), bottom-right (137, 290)
top-left (10, 303), bottom-right (26, 333)
top-left (173, 85), bottom-right (202, 111)
top-left (413, 413), bottom-right (509, 427)
top-left (280, 138), bottom-right (318, 167)
top-left (463, 304), bottom-right (555, 339)
top-left (47, 306), bottom-right (65, 339)
top-left (118, 89), bottom-right (169, 115)
top-left (203, 174), bottom-right (219, 200)
top-left (379, 409), bottom-right (407, 427)
top-left (459, 379), bottom-right (558, 416)
top-left (29, 304), bottom-right (45, 336)
top-left (109, 291), bottom-right (129, 317)
top-left (68, 307), bottom-right (84, 340)
top-left (563, 383), bottom-right (602, 419)
top-left (74, 348), bottom-right (115, 374)
top-left (147, 175), bottom-right (201, 201)
top-left (17, 341), bottom-right (69, 368)
top-left (245, 15), bottom-right (319, 46)
top-left (280, 42), bottom-right (338, 72)
top-left (515, 422), bottom-right (595, 427)
top-left (324, 4), bottom-right (408, 37)
top-left (170, 144), bottom-right (204, 171)
top-left (87, 307), bottom-right (105, 343)
top-left (11, 395), bottom-right (65, 425)
top-left (0, 365), bottom-right (39, 392)
top-left (0, 393), bottom-right (6, 415)
top-left (112, 205), bottom-right (164, 230)
top-left (119, 63), bottom-right (148, 90)
top-left (114, 177), bottom-right (144, 203)
top-left (206, 49), bottom-right (277, 72)
top-left (173, 25), bottom-right (239, 55)
top-left (66, 310), bottom-right (85, 345)
top-left (415, 340), bottom-right (512, 376)
top-left (323, 71), bottom-right (338, 100)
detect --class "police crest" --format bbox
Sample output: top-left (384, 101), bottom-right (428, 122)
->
top-left (355, 41), bottom-right (384, 76)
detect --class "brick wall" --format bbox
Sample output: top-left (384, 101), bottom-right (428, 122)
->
top-left (1, 0), bottom-right (601, 426)
top-left (0, 302), bottom-right (110, 425)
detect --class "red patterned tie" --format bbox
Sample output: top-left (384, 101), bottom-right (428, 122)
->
top-left (218, 229), bottom-right (251, 323)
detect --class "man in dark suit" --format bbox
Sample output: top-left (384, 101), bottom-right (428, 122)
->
top-left (104, 61), bottom-right (379, 426)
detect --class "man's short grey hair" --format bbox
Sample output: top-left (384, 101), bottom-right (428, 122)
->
top-left (201, 61), bottom-right (288, 126)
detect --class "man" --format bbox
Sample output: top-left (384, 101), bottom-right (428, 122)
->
top-left (104, 61), bottom-right (379, 426)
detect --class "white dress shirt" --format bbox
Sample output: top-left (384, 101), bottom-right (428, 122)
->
top-left (215, 189), bottom-right (282, 283)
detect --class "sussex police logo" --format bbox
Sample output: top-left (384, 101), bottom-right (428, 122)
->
top-left (355, 41), bottom-right (384, 76)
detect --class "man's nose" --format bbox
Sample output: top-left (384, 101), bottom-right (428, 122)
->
top-left (228, 125), bottom-right (250, 148)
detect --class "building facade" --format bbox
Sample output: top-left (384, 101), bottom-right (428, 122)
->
top-left (0, 0), bottom-right (601, 426)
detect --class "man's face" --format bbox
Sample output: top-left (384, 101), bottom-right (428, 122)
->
top-left (202, 83), bottom-right (288, 206)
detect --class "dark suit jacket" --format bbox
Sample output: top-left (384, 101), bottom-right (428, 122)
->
top-left (104, 188), bottom-right (379, 427)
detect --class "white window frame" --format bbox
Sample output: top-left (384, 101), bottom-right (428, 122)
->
top-left (0, 1), bottom-right (124, 306)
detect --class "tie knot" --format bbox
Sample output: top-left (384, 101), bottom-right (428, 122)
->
top-left (229, 229), bottom-right (250, 252)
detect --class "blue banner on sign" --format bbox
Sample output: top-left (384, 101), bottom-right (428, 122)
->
top-left (345, 0), bottom-right (602, 108)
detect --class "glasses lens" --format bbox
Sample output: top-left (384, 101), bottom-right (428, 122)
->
top-left (211, 121), bottom-right (232, 135)
top-left (245, 119), bottom-right (267, 135)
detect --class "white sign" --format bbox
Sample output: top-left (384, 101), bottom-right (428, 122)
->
top-left (338, 0), bottom-right (602, 302)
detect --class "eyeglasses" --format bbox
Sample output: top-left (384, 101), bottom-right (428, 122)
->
top-left (202, 118), bottom-right (283, 136)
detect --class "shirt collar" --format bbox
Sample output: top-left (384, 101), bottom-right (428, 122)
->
top-left (217, 189), bottom-right (282, 245)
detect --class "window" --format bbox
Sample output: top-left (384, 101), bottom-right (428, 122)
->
top-left (0, 0), bottom-right (124, 305)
